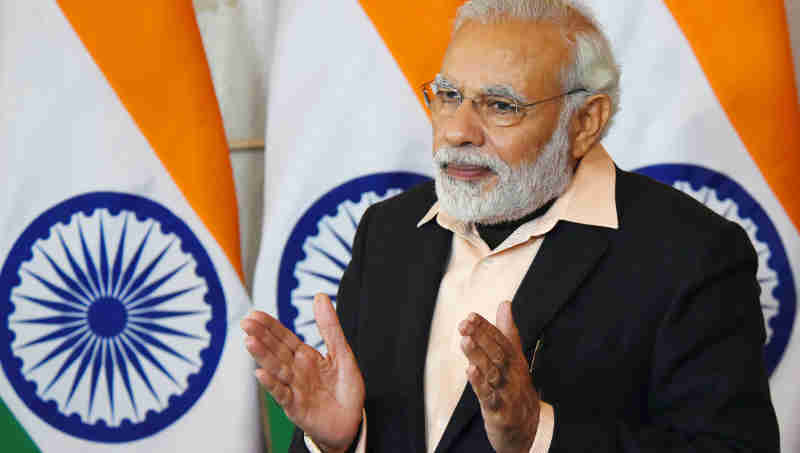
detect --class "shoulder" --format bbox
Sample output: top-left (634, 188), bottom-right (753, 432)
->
top-left (359, 180), bottom-right (437, 231)
top-left (613, 168), bottom-right (754, 268)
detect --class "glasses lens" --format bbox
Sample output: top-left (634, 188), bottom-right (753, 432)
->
top-left (483, 97), bottom-right (522, 127)
top-left (423, 84), bottom-right (458, 115)
top-left (422, 81), bottom-right (524, 127)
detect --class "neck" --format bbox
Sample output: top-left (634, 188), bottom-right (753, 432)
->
top-left (476, 198), bottom-right (556, 250)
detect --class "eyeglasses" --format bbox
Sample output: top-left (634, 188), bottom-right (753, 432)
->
top-left (421, 78), bottom-right (588, 127)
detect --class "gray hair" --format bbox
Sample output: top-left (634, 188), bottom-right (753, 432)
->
top-left (454, 0), bottom-right (621, 139)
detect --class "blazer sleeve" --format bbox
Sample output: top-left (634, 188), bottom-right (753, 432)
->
top-left (288, 205), bottom-right (374, 453)
top-left (549, 221), bottom-right (780, 452)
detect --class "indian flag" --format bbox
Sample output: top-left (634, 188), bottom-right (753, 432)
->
top-left (253, 0), bottom-right (800, 451)
top-left (0, 1), bottom-right (260, 451)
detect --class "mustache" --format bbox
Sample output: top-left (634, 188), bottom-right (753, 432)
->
top-left (433, 147), bottom-right (507, 173)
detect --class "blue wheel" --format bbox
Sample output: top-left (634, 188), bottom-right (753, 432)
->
top-left (277, 172), bottom-right (430, 352)
top-left (0, 192), bottom-right (226, 442)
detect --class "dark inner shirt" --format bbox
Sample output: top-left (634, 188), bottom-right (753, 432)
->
top-left (476, 199), bottom-right (556, 250)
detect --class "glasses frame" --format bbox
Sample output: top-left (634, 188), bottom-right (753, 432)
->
top-left (420, 79), bottom-right (588, 127)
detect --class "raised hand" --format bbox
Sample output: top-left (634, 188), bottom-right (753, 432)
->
top-left (241, 294), bottom-right (365, 453)
top-left (459, 301), bottom-right (541, 453)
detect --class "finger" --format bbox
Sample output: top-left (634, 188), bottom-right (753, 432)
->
top-left (242, 315), bottom-right (296, 365)
top-left (496, 301), bottom-right (524, 355)
top-left (255, 368), bottom-right (293, 408)
top-left (461, 334), bottom-right (504, 390)
top-left (245, 337), bottom-right (294, 385)
top-left (251, 310), bottom-right (304, 353)
top-left (244, 334), bottom-right (267, 360)
top-left (243, 310), bottom-right (274, 329)
top-left (467, 363), bottom-right (502, 412)
top-left (458, 313), bottom-right (508, 369)
top-left (244, 311), bottom-right (303, 354)
top-left (258, 323), bottom-right (298, 365)
top-left (313, 293), bottom-right (350, 359)
top-left (240, 316), bottom-right (267, 337)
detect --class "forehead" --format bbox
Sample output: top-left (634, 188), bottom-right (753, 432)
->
top-left (441, 19), bottom-right (570, 96)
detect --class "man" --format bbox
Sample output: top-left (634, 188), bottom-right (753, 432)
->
top-left (241, 1), bottom-right (780, 451)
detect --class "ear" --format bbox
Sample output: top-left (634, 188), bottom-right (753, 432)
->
top-left (571, 93), bottom-right (611, 160)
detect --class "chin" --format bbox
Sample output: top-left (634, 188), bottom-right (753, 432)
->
top-left (435, 171), bottom-right (516, 224)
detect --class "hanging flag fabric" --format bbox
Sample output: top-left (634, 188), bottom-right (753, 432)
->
top-left (252, 0), bottom-right (460, 449)
top-left (253, 0), bottom-right (800, 451)
top-left (0, 2), bottom-right (260, 451)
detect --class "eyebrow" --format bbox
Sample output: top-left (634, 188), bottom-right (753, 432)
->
top-left (483, 84), bottom-right (528, 104)
top-left (435, 74), bottom-right (458, 90)
top-left (435, 74), bottom-right (528, 104)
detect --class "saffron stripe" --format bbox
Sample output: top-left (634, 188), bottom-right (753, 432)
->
top-left (664, 0), bottom-right (800, 231)
top-left (55, 0), bottom-right (244, 280)
top-left (357, 1), bottom-right (464, 112)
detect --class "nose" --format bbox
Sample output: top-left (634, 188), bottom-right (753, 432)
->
top-left (439, 100), bottom-right (485, 148)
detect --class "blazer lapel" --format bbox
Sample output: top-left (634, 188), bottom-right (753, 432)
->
top-left (434, 382), bottom-right (479, 453)
top-left (405, 220), bottom-right (453, 452)
top-left (511, 221), bottom-right (613, 352)
top-left (434, 220), bottom-right (613, 453)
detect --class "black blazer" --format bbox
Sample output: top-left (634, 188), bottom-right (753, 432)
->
top-left (291, 169), bottom-right (779, 452)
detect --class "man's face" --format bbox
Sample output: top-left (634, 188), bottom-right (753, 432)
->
top-left (432, 19), bottom-right (576, 223)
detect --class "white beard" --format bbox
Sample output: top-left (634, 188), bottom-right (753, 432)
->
top-left (433, 102), bottom-right (576, 225)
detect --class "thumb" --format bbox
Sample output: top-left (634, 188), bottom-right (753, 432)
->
top-left (496, 300), bottom-right (523, 352)
top-left (313, 293), bottom-right (350, 359)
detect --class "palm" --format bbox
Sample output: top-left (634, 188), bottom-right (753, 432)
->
top-left (285, 340), bottom-right (365, 448)
top-left (242, 294), bottom-right (364, 452)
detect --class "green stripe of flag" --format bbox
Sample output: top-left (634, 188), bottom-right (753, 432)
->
top-left (264, 391), bottom-right (294, 453)
top-left (0, 397), bottom-right (41, 453)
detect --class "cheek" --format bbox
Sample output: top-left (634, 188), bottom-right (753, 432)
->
top-left (431, 121), bottom-right (446, 151)
top-left (487, 131), bottom-right (543, 167)
top-left (488, 111), bottom-right (561, 165)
